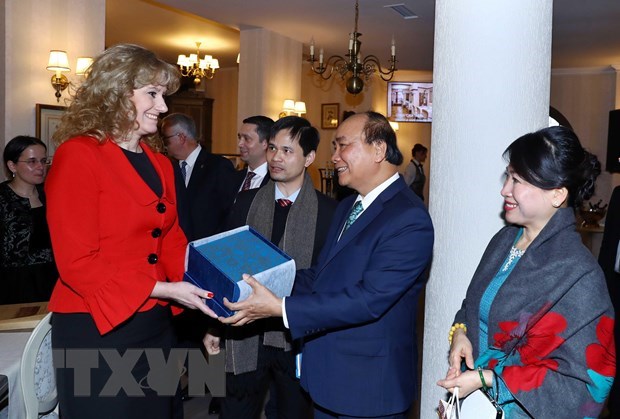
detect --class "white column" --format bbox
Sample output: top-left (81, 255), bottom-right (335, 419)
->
top-left (237, 28), bottom-right (302, 124)
top-left (420, 1), bottom-right (553, 417)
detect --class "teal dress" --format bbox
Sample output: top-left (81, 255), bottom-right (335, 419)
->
top-left (475, 229), bottom-right (525, 417)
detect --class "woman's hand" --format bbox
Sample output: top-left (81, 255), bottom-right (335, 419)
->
top-left (203, 332), bottom-right (221, 355)
top-left (437, 368), bottom-right (492, 398)
top-left (151, 281), bottom-right (218, 318)
top-left (449, 329), bottom-right (474, 375)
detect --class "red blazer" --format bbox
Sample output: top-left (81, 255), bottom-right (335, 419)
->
top-left (45, 136), bottom-right (187, 335)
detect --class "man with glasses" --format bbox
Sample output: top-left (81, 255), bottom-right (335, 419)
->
top-left (161, 112), bottom-right (237, 241)
top-left (161, 114), bottom-right (237, 412)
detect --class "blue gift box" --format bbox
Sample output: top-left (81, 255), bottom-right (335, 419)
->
top-left (183, 226), bottom-right (296, 317)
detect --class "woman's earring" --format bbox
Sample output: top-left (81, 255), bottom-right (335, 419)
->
top-left (11, 171), bottom-right (15, 178)
top-left (552, 201), bottom-right (560, 208)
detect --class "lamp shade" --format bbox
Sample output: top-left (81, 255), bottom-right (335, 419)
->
top-left (282, 99), bottom-right (296, 112)
top-left (75, 57), bottom-right (93, 75)
top-left (389, 121), bottom-right (399, 131)
top-left (177, 54), bottom-right (188, 66)
top-left (47, 50), bottom-right (70, 72)
top-left (294, 101), bottom-right (307, 114)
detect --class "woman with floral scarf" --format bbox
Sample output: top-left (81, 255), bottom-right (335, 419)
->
top-left (438, 126), bottom-right (615, 418)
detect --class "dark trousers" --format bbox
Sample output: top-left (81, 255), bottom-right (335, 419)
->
top-left (313, 404), bottom-right (409, 419)
top-left (314, 404), bottom-right (409, 419)
top-left (220, 344), bottom-right (311, 419)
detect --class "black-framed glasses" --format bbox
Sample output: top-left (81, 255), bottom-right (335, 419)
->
top-left (18, 158), bottom-right (48, 167)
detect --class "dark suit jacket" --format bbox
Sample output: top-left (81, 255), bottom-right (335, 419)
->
top-left (233, 166), bottom-right (271, 193)
top-left (600, 186), bottom-right (620, 294)
top-left (599, 186), bottom-right (620, 419)
top-left (226, 185), bottom-right (337, 265)
top-left (172, 148), bottom-right (237, 241)
top-left (286, 176), bottom-right (434, 416)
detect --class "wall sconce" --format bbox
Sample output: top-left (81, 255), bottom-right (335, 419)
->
top-left (389, 121), bottom-right (399, 131)
top-left (47, 50), bottom-right (70, 102)
top-left (46, 51), bottom-right (93, 102)
top-left (279, 99), bottom-right (307, 118)
top-left (75, 57), bottom-right (94, 76)
top-left (294, 101), bottom-right (307, 116)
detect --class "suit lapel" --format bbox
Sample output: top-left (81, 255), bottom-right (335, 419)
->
top-left (320, 177), bottom-right (405, 269)
top-left (186, 148), bottom-right (208, 190)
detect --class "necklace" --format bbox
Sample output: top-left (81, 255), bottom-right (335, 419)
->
top-left (502, 246), bottom-right (525, 272)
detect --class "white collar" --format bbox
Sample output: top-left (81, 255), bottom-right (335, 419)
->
top-left (182, 145), bottom-right (201, 168)
top-left (355, 172), bottom-right (400, 211)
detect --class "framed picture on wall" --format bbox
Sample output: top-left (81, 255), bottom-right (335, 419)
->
top-left (321, 103), bottom-right (340, 129)
top-left (36, 103), bottom-right (66, 158)
top-left (387, 82), bottom-right (433, 123)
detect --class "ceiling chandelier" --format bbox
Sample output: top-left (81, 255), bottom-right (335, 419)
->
top-left (177, 42), bottom-right (220, 86)
top-left (307, 0), bottom-right (397, 95)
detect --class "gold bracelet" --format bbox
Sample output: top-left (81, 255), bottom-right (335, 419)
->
top-left (448, 323), bottom-right (467, 345)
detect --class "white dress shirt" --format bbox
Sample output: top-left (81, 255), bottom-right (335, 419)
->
top-left (239, 162), bottom-right (269, 191)
top-left (282, 172), bottom-right (400, 328)
top-left (180, 145), bottom-right (201, 186)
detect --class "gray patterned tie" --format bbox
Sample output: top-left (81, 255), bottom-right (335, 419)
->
top-left (343, 201), bottom-right (364, 232)
top-left (180, 161), bottom-right (188, 182)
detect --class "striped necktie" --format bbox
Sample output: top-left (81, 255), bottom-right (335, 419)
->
top-left (277, 198), bottom-right (292, 207)
top-left (242, 171), bottom-right (256, 191)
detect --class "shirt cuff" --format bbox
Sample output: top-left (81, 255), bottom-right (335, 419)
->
top-left (282, 297), bottom-right (290, 329)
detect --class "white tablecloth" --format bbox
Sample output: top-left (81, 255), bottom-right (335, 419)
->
top-left (0, 332), bottom-right (31, 419)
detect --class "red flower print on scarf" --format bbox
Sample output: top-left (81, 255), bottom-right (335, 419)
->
top-left (492, 310), bottom-right (567, 393)
top-left (586, 315), bottom-right (615, 378)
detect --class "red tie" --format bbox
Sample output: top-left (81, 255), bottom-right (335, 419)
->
top-left (277, 198), bottom-right (292, 207)
top-left (241, 171), bottom-right (256, 191)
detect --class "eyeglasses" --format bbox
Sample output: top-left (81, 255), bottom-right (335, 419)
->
top-left (162, 133), bottom-right (181, 141)
top-left (18, 158), bottom-right (48, 167)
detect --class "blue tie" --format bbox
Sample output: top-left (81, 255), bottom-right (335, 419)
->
top-left (343, 201), bottom-right (363, 232)
top-left (180, 161), bottom-right (188, 182)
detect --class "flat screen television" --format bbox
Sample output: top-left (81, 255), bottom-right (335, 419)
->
top-left (387, 82), bottom-right (433, 123)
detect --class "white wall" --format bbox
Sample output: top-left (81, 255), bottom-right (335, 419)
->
top-left (1, 0), bottom-right (105, 181)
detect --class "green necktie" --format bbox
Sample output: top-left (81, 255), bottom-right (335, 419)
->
top-left (343, 201), bottom-right (364, 232)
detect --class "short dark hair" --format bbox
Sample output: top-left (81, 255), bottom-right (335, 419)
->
top-left (412, 143), bottom-right (428, 155)
top-left (242, 115), bottom-right (275, 142)
top-left (3, 135), bottom-right (47, 177)
top-left (270, 116), bottom-right (319, 156)
top-left (503, 126), bottom-right (601, 208)
top-left (161, 113), bottom-right (197, 140)
top-left (361, 111), bottom-right (403, 166)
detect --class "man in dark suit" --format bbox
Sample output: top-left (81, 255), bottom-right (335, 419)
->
top-left (234, 115), bottom-right (274, 193)
top-left (161, 113), bottom-right (237, 413)
top-left (161, 113), bottom-right (237, 241)
top-left (205, 116), bottom-right (337, 419)
top-left (221, 111), bottom-right (434, 418)
top-left (599, 185), bottom-right (620, 416)
top-left (403, 143), bottom-right (428, 201)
